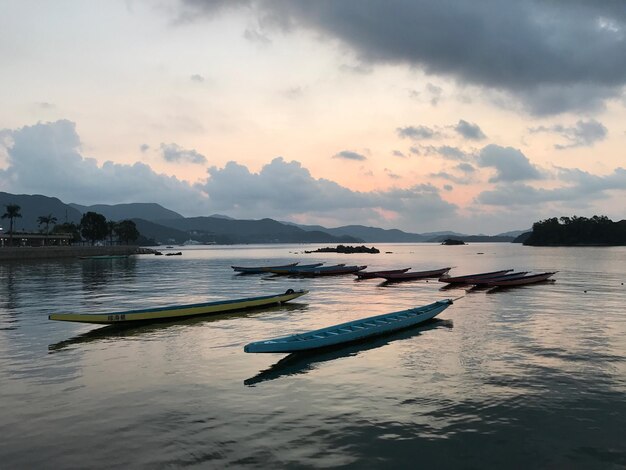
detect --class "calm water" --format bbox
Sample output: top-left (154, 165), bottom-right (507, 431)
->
top-left (1, 243), bottom-right (625, 469)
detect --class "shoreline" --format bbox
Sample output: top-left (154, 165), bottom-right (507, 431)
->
top-left (0, 245), bottom-right (153, 261)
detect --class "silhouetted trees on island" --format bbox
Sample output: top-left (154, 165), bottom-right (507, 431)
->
top-left (524, 215), bottom-right (626, 246)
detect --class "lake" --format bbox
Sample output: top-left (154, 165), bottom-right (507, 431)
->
top-left (1, 243), bottom-right (625, 469)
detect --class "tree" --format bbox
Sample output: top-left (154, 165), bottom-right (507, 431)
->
top-left (37, 214), bottom-right (58, 245)
top-left (115, 220), bottom-right (140, 245)
top-left (106, 221), bottom-right (118, 245)
top-left (80, 212), bottom-right (108, 245)
top-left (52, 222), bottom-right (81, 243)
top-left (2, 204), bottom-right (22, 247)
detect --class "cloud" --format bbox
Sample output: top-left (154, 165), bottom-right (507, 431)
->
top-left (190, 74), bottom-right (205, 83)
top-left (384, 168), bottom-right (401, 179)
top-left (530, 119), bottom-right (608, 149)
top-left (201, 157), bottom-right (457, 227)
top-left (397, 125), bottom-right (439, 140)
top-left (160, 143), bottom-right (207, 164)
top-left (477, 144), bottom-right (543, 182)
top-left (456, 163), bottom-right (476, 173)
top-left (0, 120), bottom-right (209, 215)
top-left (181, 0), bottom-right (626, 114)
top-left (421, 145), bottom-right (470, 161)
top-left (244, 28), bottom-right (272, 45)
top-left (333, 150), bottom-right (366, 161)
top-left (476, 167), bottom-right (626, 207)
top-left (392, 150), bottom-right (406, 158)
top-left (140, 144), bottom-right (150, 153)
top-left (0, 120), bottom-right (458, 230)
top-left (455, 119), bottom-right (486, 140)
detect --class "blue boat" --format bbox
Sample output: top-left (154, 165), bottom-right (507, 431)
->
top-left (244, 299), bottom-right (453, 353)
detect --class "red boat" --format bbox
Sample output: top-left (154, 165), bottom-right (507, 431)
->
top-left (355, 268), bottom-right (411, 279)
top-left (485, 272), bottom-right (557, 287)
top-left (438, 269), bottom-right (513, 284)
top-left (381, 267), bottom-right (451, 282)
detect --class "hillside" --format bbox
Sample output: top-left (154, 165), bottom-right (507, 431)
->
top-left (70, 203), bottom-right (183, 221)
top-left (157, 217), bottom-right (362, 244)
top-left (0, 192), bottom-right (82, 231)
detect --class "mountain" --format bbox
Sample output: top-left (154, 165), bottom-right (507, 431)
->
top-left (156, 216), bottom-right (362, 244)
top-left (131, 218), bottom-right (190, 245)
top-left (69, 203), bottom-right (184, 221)
top-left (497, 229), bottom-right (531, 238)
top-left (285, 223), bottom-right (430, 242)
top-left (0, 192), bottom-right (82, 231)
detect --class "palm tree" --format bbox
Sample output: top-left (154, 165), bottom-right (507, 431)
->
top-left (2, 204), bottom-right (22, 247)
top-left (37, 214), bottom-right (58, 246)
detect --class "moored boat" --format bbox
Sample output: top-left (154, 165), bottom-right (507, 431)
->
top-left (355, 268), bottom-right (411, 279)
top-left (266, 263), bottom-right (327, 274)
top-left (244, 298), bottom-right (453, 353)
top-left (381, 267), bottom-right (452, 282)
top-left (485, 272), bottom-right (557, 287)
top-left (469, 271), bottom-right (530, 285)
top-left (232, 262), bottom-right (299, 274)
top-left (293, 265), bottom-right (367, 276)
top-left (49, 289), bottom-right (308, 324)
top-left (438, 269), bottom-right (513, 284)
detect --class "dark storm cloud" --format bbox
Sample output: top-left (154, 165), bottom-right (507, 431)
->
top-left (160, 143), bottom-right (207, 164)
top-left (333, 150), bottom-right (367, 161)
top-left (181, 0), bottom-right (626, 114)
top-left (530, 119), bottom-right (608, 149)
top-left (455, 120), bottom-right (486, 140)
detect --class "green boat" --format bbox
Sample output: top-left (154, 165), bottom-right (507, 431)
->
top-left (49, 289), bottom-right (308, 324)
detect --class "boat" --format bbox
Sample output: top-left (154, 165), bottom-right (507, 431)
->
top-left (165, 252), bottom-right (182, 256)
top-left (485, 272), bottom-right (557, 287)
top-left (79, 255), bottom-right (130, 260)
top-left (469, 271), bottom-right (530, 285)
top-left (291, 265), bottom-right (367, 277)
top-left (49, 289), bottom-right (308, 325)
top-left (267, 263), bottom-right (327, 274)
top-left (232, 262), bottom-right (299, 274)
top-left (244, 299), bottom-right (453, 353)
top-left (381, 267), bottom-right (452, 282)
top-left (354, 268), bottom-right (411, 280)
top-left (438, 269), bottom-right (513, 284)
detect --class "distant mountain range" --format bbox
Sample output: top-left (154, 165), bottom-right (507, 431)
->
top-left (0, 191), bottom-right (527, 244)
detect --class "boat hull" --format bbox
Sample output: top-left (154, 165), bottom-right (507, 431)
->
top-left (485, 272), bottom-right (557, 287)
top-left (355, 268), bottom-right (411, 279)
top-left (381, 267), bottom-right (451, 281)
top-left (232, 263), bottom-right (298, 274)
top-left (244, 299), bottom-right (452, 353)
top-left (438, 269), bottom-right (513, 284)
top-left (49, 289), bottom-right (308, 324)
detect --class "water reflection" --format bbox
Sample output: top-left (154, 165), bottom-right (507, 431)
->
top-left (49, 302), bottom-right (309, 353)
top-left (244, 319), bottom-right (453, 386)
top-left (80, 257), bottom-right (138, 293)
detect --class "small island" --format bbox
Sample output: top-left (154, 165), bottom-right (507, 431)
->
top-left (524, 215), bottom-right (626, 246)
top-left (441, 238), bottom-right (466, 245)
top-left (305, 244), bottom-right (380, 254)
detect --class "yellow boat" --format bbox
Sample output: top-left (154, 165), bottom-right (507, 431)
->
top-left (49, 289), bottom-right (308, 324)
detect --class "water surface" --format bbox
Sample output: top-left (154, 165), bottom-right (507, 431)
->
top-left (1, 243), bottom-right (625, 468)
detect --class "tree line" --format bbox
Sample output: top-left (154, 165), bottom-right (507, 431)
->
top-left (524, 215), bottom-right (626, 246)
top-left (1, 204), bottom-right (139, 246)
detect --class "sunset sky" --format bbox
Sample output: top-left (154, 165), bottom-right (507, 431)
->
top-left (1, 0), bottom-right (625, 234)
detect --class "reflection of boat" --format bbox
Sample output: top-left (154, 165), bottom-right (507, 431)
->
top-left (244, 319), bottom-right (453, 386)
top-left (354, 268), bottom-right (411, 280)
top-left (49, 303), bottom-right (309, 352)
top-left (49, 289), bottom-right (308, 325)
top-left (244, 299), bottom-right (453, 353)
top-left (485, 272), bottom-right (557, 287)
top-left (79, 255), bottom-right (130, 260)
top-left (232, 262), bottom-right (299, 274)
top-left (380, 267), bottom-right (451, 282)
top-left (438, 269), bottom-right (513, 284)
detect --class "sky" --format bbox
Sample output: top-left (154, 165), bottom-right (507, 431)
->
top-left (1, 0), bottom-right (625, 234)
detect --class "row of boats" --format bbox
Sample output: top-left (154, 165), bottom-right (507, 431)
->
top-left (50, 264), bottom-right (557, 356)
top-left (232, 262), bottom-right (557, 287)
